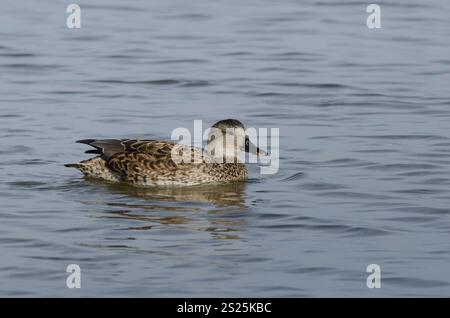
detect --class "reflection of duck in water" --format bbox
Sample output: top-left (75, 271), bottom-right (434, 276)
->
top-left (84, 179), bottom-right (247, 240)
top-left (65, 119), bottom-right (267, 186)
top-left (87, 178), bottom-right (247, 207)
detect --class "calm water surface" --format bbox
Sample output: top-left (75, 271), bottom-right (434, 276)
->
top-left (1, 0), bottom-right (450, 297)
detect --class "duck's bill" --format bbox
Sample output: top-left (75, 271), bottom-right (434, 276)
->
top-left (245, 136), bottom-right (269, 156)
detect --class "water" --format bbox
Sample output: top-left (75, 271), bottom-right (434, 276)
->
top-left (1, 0), bottom-right (450, 297)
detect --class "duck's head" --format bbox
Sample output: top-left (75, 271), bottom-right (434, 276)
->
top-left (206, 119), bottom-right (268, 162)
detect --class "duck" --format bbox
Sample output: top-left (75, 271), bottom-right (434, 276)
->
top-left (65, 119), bottom-right (268, 186)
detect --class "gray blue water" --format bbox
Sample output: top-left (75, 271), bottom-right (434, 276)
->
top-left (1, 0), bottom-right (450, 297)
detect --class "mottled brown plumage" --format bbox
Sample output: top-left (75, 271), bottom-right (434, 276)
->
top-left (65, 119), bottom-right (262, 186)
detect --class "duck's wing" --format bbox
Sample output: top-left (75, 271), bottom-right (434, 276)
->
top-left (77, 139), bottom-right (176, 160)
top-left (77, 139), bottom-right (206, 176)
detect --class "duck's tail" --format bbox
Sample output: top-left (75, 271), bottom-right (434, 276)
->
top-left (64, 161), bottom-right (92, 174)
top-left (64, 163), bottom-right (82, 168)
top-left (64, 157), bottom-right (120, 182)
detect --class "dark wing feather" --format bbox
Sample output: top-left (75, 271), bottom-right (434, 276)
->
top-left (77, 139), bottom-right (140, 159)
top-left (77, 139), bottom-right (180, 158)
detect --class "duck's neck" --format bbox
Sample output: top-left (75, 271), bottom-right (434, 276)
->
top-left (206, 140), bottom-right (243, 163)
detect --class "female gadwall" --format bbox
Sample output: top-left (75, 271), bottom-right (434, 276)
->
top-left (65, 119), bottom-right (267, 186)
